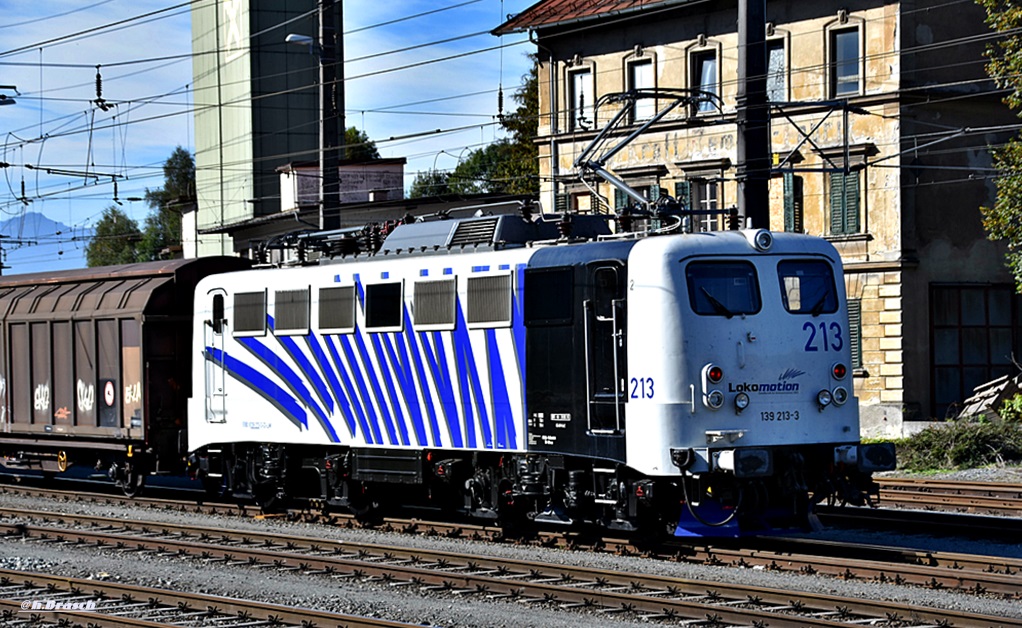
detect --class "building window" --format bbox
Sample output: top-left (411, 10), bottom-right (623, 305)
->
top-left (614, 185), bottom-right (659, 210)
top-left (848, 298), bottom-right (863, 370)
top-left (829, 170), bottom-right (860, 235)
top-left (767, 39), bottom-right (786, 102)
top-left (692, 177), bottom-right (721, 231)
top-left (568, 67), bottom-right (594, 130)
top-left (783, 172), bottom-right (803, 232)
top-left (628, 59), bottom-right (655, 121)
top-left (931, 285), bottom-right (1022, 419)
top-left (831, 28), bottom-right (860, 97)
top-left (690, 50), bottom-right (718, 113)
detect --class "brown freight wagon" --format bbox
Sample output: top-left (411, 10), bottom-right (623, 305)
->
top-left (0, 257), bottom-right (249, 494)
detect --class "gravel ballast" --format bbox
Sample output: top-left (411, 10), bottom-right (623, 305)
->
top-left (1, 479), bottom-right (1021, 626)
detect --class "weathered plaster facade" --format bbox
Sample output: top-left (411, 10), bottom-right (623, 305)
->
top-left (500, 0), bottom-right (1017, 436)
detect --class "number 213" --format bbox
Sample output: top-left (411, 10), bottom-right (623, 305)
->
top-left (803, 322), bottom-right (844, 352)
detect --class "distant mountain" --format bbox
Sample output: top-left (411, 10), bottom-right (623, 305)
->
top-left (0, 211), bottom-right (93, 276)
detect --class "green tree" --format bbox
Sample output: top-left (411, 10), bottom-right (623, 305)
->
top-left (86, 206), bottom-right (142, 267)
top-left (409, 169), bottom-right (453, 198)
top-left (344, 127), bottom-right (380, 161)
top-left (137, 146), bottom-right (193, 261)
top-left (979, 0), bottom-right (1022, 290)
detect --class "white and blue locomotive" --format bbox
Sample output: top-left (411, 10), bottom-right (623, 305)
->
top-left (188, 212), bottom-right (894, 536)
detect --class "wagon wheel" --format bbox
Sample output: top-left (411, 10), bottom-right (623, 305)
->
top-left (117, 463), bottom-right (146, 498)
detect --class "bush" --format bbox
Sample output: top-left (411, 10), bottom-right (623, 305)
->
top-left (896, 421), bottom-right (1022, 472)
top-left (997, 393), bottom-right (1022, 423)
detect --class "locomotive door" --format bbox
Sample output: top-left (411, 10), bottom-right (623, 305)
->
top-left (204, 291), bottom-right (227, 423)
top-left (584, 263), bottom-right (626, 433)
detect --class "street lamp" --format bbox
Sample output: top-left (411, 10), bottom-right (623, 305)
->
top-left (285, 1), bottom-right (344, 232)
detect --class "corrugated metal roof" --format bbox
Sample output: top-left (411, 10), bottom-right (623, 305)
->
top-left (494, 0), bottom-right (681, 34)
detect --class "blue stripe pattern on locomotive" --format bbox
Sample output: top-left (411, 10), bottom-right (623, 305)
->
top-left (202, 262), bottom-right (528, 450)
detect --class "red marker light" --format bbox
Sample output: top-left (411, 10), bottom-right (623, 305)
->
top-left (833, 363), bottom-right (847, 379)
top-left (708, 366), bottom-right (724, 383)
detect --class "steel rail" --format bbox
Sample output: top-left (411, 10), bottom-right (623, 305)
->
top-left (0, 568), bottom-right (424, 627)
top-left (2, 512), bottom-right (1021, 627)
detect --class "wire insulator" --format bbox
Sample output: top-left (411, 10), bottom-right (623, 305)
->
top-left (497, 86), bottom-right (504, 119)
top-left (95, 66), bottom-right (103, 101)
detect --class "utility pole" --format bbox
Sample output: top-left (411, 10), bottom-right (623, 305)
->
top-left (0, 235), bottom-right (37, 275)
top-left (320, 0), bottom-right (344, 231)
top-left (736, 0), bottom-right (770, 229)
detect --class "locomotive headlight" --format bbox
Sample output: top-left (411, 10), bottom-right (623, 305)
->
top-left (753, 230), bottom-right (773, 251)
top-left (817, 389), bottom-right (833, 409)
top-left (832, 386), bottom-right (849, 405)
top-left (706, 390), bottom-right (725, 409)
top-left (734, 392), bottom-right (750, 413)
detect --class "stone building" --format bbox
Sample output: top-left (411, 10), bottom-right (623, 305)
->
top-left (497, 0), bottom-right (1020, 435)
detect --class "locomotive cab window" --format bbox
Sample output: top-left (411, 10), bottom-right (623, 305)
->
top-left (524, 267), bottom-right (573, 326)
top-left (365, 282), bottom-right (403, 331)
top-left (777, 260), bottom-right (838, 315)
top-left (233, 291), bottom-right (266, 336)
top-left (686, 261), bottom-right (761, 317)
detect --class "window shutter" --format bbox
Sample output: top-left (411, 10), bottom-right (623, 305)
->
top-left (829, 173), bottom-right (845, 234)
top-left (845, 171), bottom-right (860, 233)
top-left (614, 189), bottom-right (628, 210)
top-left (555, 193), bottom-right (568, 213)
top-left (674, 180), bottom-right (691, 211)
top-left (649, 184), bottom-right (661, 201)
top-left (589, 192), bottom-right (599, 214)
top-left (848, 298), bottom-right (862, 369)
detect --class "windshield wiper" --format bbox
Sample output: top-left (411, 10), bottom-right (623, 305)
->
top-left (809, 290), bottom-right (831, 317)
top-left (701, 287), bottom-right (734, 318)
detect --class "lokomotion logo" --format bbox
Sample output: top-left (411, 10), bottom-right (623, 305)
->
top-left (728, 368), bottom-right (805, 394)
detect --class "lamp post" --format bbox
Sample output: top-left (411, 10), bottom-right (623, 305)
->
top-left (287, 1), bottom-right (343, 232)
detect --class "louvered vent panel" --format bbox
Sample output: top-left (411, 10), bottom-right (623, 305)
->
top-left (449, 218), bottom-right (499, 246)
top-left (467, 275), bottom-right (511, 325)
top-left (319, 286), bottom-right (355, 331)
top-left (414, 279), bottom-right (456, 326)
top-left (234, 291), bottom-right (266, 333)
top-left (275, 288), bottom-right (309, 332)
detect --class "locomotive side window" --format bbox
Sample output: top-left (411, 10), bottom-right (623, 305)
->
top-left (467, 274), bottom-right (512, 328)
top-left (274, 288), bottom-right (310, 335)
top-left (365, 282), bottom-right (403, 331)
top-left (524, 267), bottom-right (573, 326)
top-left (233, 291), bottom-right (266, 335)
top-left (413, 279), bottom-right (456, 329)
top-left (319, 286), bottom-right (356, 333)
top-left (686, 261), bottom-right (761, 317)
top-left (777, 260), bottom-right (838, 315)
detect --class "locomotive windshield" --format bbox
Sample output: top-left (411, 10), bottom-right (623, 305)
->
top-left (686, 261), bottom-right (761, 317)
top-left (777, 260), bottom-right (838, 315)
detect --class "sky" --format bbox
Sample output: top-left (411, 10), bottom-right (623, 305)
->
top-left (0, 0), bottom-right (536, 273)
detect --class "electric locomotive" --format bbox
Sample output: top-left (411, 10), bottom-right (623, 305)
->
top-left (188, 211), bottom-right (894, 536)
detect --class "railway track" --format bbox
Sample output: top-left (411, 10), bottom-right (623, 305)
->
top-left (1, 507), bottom-right (1020, 627)
top-left (876, 476), bottom-right (1022, 516)
top-left (0, 569), bottom-right (422, 627)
